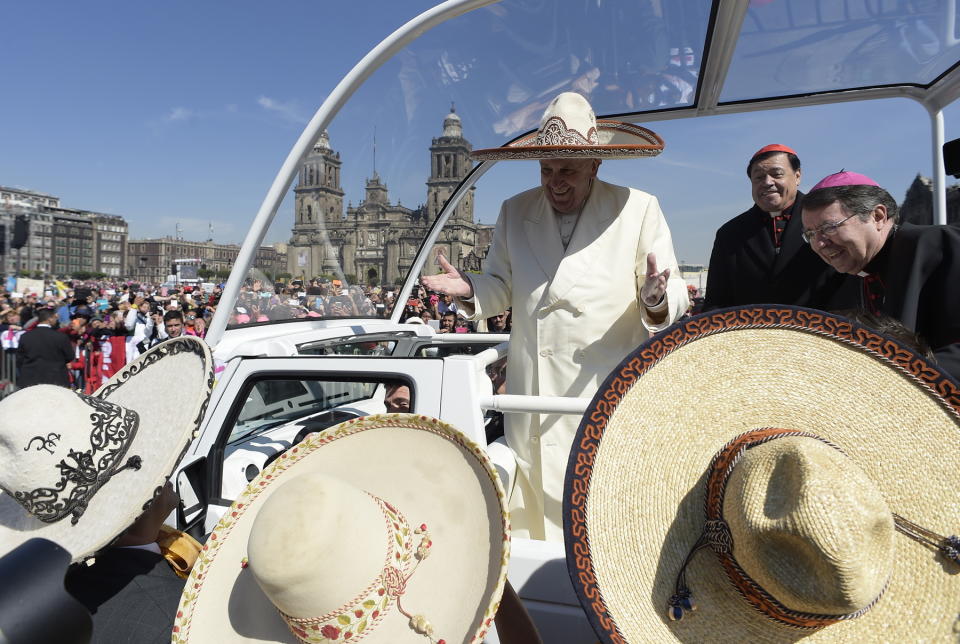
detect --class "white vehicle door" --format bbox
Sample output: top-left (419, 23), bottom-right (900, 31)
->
top-left (175, 356), bottom-right (444, 536)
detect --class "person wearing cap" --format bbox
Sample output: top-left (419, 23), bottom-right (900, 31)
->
top-left (703, 144), bottom-right (858, 311)
top-left (422, 92), bottom-right (688, 541)
top-left (801, 170), bottom-right (960, 380)
top-left (124, 295), bottom-right (157, 362)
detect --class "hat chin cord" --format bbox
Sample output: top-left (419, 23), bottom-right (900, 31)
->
top-left (668, 428), bottom-right (960, 629)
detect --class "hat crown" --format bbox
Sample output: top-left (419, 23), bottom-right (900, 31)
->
top-left (810, 170), bottom-right (880, 191)
top-left (724, 436), bottom-right (894, 615)
top-left (534, 92), bottom-right (600, 147)
top-left (247, 472), bottom-right (387, 619)
top-left (0, 385), bottom-right (140, 525)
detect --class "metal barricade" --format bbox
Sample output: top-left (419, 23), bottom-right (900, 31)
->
top-left (0, 351), bottom-right (17, 399)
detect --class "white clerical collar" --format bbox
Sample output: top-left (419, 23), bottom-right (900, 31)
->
top-left (857, 271), bottom-right (870, 277)
top-left (767, 210), bottom-right (782, 218)
top-left (37, 324), bottom-right (52, 328)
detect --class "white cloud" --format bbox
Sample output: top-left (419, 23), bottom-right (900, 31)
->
top-left (257, 95), bottom-right (308, 124)
top-left (166, 107), bottom-right (194, 122)
top-left (656, 158), bottom-right (739, 178)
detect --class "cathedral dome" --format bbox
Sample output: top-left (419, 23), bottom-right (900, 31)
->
top-left (314, 130), bottom-right (331, 151)
top-left (442, 104), bottom-right (462, 138)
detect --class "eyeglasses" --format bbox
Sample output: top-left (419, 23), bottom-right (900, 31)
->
top-left (801, 213), bottom-right (859, 244)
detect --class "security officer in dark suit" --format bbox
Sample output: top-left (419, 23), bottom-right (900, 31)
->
top-left (703, 144), bottom-right (858, 311)
top-left (16, 308), bottom-right (75, 388)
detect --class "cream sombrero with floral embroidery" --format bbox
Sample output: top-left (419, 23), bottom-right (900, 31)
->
top-left (174, 414), bottom-right (510, 644)
top-left (0, 336), bottom-right (213, 562)
top-left (471, 92), bottom-right (663, 161)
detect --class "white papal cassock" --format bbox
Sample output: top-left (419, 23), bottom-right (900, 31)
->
top-left (459, 179), bottom-right (688, 542)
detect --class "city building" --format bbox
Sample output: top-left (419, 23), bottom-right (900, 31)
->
top-left (127, 237), bottom-right (287, 283)
top-left (1, 187), bottom-right (57, 276)
top-left (286, 106), bottom-right (493, 284)
top-left (899, 174), bottom-right (960, 226)
top-left (1, 186), bottom-right (129, 277)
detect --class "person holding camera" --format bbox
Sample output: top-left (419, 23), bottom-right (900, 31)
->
top-left (124, 296), bottom-right (156, 361)
top-left (136, 311), bottom-right (185, 354)
top-left (183, 309), bottom-right (207, 338)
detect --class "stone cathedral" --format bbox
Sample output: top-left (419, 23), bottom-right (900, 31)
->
top-left (287, 106), bottom-right (493, 285)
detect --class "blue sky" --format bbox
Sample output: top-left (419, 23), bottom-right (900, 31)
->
top-left (3, 0), bottom-right (959, 264)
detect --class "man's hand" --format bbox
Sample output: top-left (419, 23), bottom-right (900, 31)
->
top-left (640, 252), bottom-right (670, 307)
top-left (421, 251), bottom-right (474, 298)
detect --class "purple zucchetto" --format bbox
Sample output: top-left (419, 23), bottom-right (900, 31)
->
top-left (810, 171), bottom-right (880, 192)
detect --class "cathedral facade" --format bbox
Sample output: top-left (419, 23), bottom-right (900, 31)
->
top-left (286, 107), bottom-right (492, 285)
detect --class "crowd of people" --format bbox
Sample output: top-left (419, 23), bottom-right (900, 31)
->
top-left (228, 276), bottom-right (514, 333)
top-left (1, 281), bottom-right (217, 393)
top-left (0, 275), bottom-right (514, 395)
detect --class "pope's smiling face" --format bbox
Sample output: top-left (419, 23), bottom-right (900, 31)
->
top-left (750, 152), bottom-right (801, 213)
top-left (801, 200), bottom-right (891, 275)
top-left (540, 158), bottom-right (600, 214)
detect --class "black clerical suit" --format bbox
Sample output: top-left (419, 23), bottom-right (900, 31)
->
top-left (65, 548), bottom-right (185, 644)
top-left (16, 324), bottom-right (74, 388)
top-left (704, 192), bottom-right (859, 311)
top-left (861, 222), bottom-right (960, 381)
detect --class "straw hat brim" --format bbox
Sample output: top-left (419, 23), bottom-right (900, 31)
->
top-left (0, 336), bottom-right (214, 562)
top-left (471, 120), bottom-right (664, 161)
top-left (174, 414), bottom-right (510, 644)
top-left (563, 305), bottom-right (960, 643)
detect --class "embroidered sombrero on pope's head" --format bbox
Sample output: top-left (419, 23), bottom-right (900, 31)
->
top-left (173, 413), bottom-right (510, 644)
top-left (0, 336), bottom-right (214, 562)
top-left (471, 92), bottom-right (663, 161)
top-left (563, 305), bottom-right (960, 642)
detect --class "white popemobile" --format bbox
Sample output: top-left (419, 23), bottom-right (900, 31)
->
top-left (172, 1), bottom-right (960, 641)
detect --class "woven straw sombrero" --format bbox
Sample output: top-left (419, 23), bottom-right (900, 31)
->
top-left (173, 414), bottom-right (510, 644)
top-left (471, 92), bottom-right (663, 161)
top-left (563, 305), bottom-right (960, 642)
top-left (0, 335), bottom-right (214, 562)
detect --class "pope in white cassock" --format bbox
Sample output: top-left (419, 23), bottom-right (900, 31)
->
top-left (422, 93), bottom-right (688, 541)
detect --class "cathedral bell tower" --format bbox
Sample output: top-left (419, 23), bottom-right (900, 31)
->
top-left (288, 131), bottom-right (345, 278)
top-left (426, 104), bottom-right (474, 223)
top-left (293, 130), bottom-right (344, 232)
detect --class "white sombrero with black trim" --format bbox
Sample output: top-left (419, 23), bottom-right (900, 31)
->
top-left (471, 92), bottom-right (663, 161)
top-left (0, 336), bottom-right (214, 562)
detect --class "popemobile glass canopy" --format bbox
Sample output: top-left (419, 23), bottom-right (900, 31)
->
top-left (210, 0), bottom-right (960, 342)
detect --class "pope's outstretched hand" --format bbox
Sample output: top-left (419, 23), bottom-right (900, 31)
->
top-left (640, 252), bottom-right (669, 307)
top-left (421, 251), bottom-right (474, 298)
